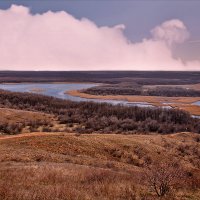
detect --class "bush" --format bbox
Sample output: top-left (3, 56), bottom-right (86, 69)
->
top-left (0, 89), bottom-right (200, 134)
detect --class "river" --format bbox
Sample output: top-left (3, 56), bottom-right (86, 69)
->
top-left (1, 83), bottom-right (200, 112)
top-left (0, 83), bottom-right (154, 107)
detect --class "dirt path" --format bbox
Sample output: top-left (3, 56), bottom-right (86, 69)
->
top-left (0, 132), bottom-right (54, 140)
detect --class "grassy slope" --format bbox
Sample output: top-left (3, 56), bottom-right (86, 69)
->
top-left (0, 108), bottom-right (54, 124)
top-left (0, 108), bottom-right (66, 134)
top-left (0, 132), bottom-right (200, 200)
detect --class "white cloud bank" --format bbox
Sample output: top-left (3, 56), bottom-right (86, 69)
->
top-left (0, 4), bottom-right (199, 71)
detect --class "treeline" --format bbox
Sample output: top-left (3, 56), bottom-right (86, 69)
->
top-left (83, 85), bottom-right (200, 97)
top-left (148, 87), bottom-right (200, 97)
top-left (58, 104), bottom-right (200, 134)
top-left (0, 89), bottom-right (200, 134)
top-left (1, 71), bottom-right (200, 85)
top-left (83, 83), bottom-right (142, 96)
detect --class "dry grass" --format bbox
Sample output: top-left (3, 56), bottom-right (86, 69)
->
top-left (67, 90), bottom-right (200, 105)
top-left (0, 108), bottom-right (66, 134)
top-left (170, 104), bottom-right (200, 115)
top-left (0, 163), bottom-right (140, 200)
top-left (67, 90), bottom-right (200, 115)
top-left (0, 108), bottom-right (53, 124)
top-left (0, 132), bottom-right (200, 199)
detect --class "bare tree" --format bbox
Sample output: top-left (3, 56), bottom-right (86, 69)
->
top-left (144, 160), bottom-right (185, 198)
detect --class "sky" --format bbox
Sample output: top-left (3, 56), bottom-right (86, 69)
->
top-left (0, 0), bottom-right (199, 71)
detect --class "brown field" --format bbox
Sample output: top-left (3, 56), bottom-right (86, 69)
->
top-left (170, 104), bottom-right (200, 116)
top-left (0, 108), bottom-right (53, 124)
top-left (0, 132), bottom-right (200, 200)
top-left (0, 108), bottom-right (59, 134)
top-left (67, 90), bottom-right (200, 115)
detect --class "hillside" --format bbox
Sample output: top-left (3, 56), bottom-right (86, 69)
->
top-left (0, 108), bottom-right (56, 134)
top-left (0, 132), bottom-right (200, 200)
top-left (0, 88), bottom-right (200, 199)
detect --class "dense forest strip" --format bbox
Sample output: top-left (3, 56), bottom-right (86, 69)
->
top-left (0, 89), bottom-right (200, 134)
top-left (82, 84), bottom-right (200, 97)
top-left (1, 71), bottom-right (200, 84)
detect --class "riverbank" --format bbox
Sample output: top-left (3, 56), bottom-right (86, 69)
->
top-left (67, 90), bottom-right (200, 115)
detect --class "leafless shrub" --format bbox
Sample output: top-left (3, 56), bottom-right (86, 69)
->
top-left (144, 160), bottom-right (185, 198)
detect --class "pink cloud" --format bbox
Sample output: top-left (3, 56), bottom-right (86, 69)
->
top-left (0, 4), bottom-right (199, 71)
top-left (151, 19), bottom-right (190, 45)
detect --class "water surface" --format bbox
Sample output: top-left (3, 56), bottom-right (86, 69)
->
top-left (1, 83), bottom-right (200, 112)
top-left (192, 101), bottom-right (200, 106)
top-left (0, 83), bottom-right (154, 107)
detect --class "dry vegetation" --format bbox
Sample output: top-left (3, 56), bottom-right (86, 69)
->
top-left (68, 82), bottom-right (200, 116)
top-left (0, 73), bottom-right (200, 199)
top-left (67, 90), bottom-right (200, 115)
top-left (0, 108), bottom-right (52, 124)
top-left (144, 83), bottom-right (200, 91)
top-left (82, 83), bottom-right (200, 97)
top-left (0, 132), bottom-right (200, 200)
top-left (170, 104), bottom-right (200, 116)
top-left (1, 89), bottom-right (200, 134)
top-left (67, 90), bottom-right (200, 105)
top-left (0, 108), bottom-right (56, 134)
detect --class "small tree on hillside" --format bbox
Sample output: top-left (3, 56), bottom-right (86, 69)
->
top-left (144, 160), bottom-right (185, 198)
